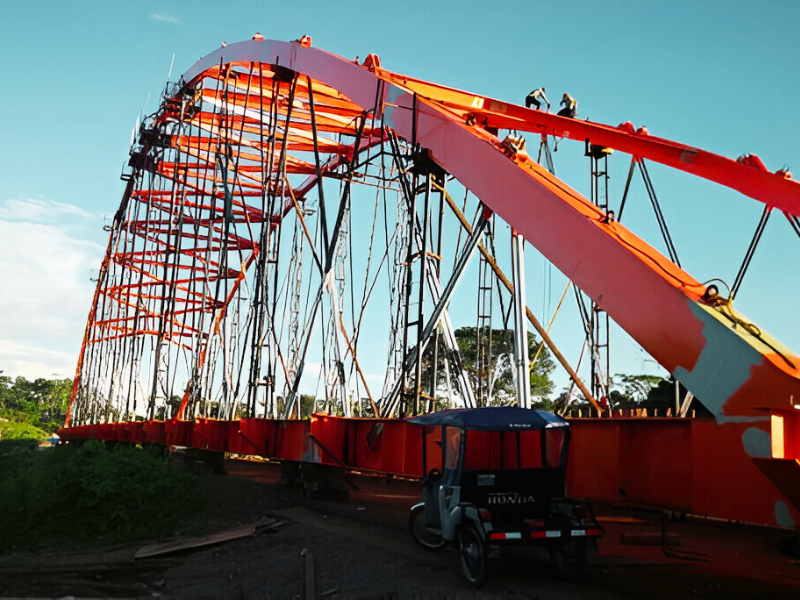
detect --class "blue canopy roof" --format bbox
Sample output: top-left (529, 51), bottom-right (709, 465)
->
top-left (406, 406), bottom-right (568, 431)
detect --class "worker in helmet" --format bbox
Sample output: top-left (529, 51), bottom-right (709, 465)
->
top-left (558, 93), bottom-right (577, 118)
top-left (525, 87), bottom-right (550, 111)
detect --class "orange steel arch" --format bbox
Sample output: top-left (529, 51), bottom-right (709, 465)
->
top-left (180, 36), bottom-right (800, 418)
top-left (67, 36), bottom-right (800, 425)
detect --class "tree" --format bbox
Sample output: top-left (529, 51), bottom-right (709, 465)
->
top-left (154, 395), bottom-right (182, 420)
top-left (0, 373), bottom-right (20, 413)
top-left (300, 394), bottom-right (316, 419)
top-left (606, 373), bottom-right (711, 416)
top-left (0, 373), bottom-right (73, 433)
top-left (452, 327), bottom-right (555, 406)
top-left (613, 374), bottom-right (663, 407)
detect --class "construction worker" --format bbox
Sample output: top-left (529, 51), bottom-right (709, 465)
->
top-left (525, 87), bottom-right (550, 111)
top-left (557, 93), bottom-right (577, 118)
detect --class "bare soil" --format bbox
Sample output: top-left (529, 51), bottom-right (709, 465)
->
top-left (1, 458), bottom-right (799, 598)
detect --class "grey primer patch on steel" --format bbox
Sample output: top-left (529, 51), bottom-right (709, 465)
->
top-left (386, 83), bottom-right (405, 105)
top-left (673, 302), bottom-right (761, 416)
top-left (741, 427), bottom-right (771, 458)
top-left (382, 84), bottom-right (405, 129)
top-left (775, 500), bottom-right (796, 528)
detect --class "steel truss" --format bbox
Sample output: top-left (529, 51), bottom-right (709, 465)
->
top-left (67, 37), bottom-right (800, 429)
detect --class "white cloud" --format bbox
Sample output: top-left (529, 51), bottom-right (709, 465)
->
top-left (0, 197), bottom-right (105, 380)
top-left (0, 341), bottom-right (76, 379)
top-left (0, 197), bottom-right (94, 223)
top-left (149, 13), bottom-right (181, 24)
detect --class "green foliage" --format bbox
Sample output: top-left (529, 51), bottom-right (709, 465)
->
top-left (636, 377), bottom-right (710, 415)
top-left (0, 373), bottom-right (72, 434)
top-left (607, 374), bottom-right (692, 411)
top-left (0, 419), bottom-right (49, 441)
top-left (0, 440), bottom-right (208, 553)
top-left (613, 374), bottom-right (664, 406)
top-left (271, 394), bottom-right (327, 418)
top-left (300, 394), bottom-right (316, 418)
top-left (453, 327), bottom-right (555, 405)
top-left (559, 372), bottom-right (711, 416)
top-left (413, 326), bottom-right (557, 408)
top-left (559, 374), bottom-right (671, 411)
top-left (154, 394), bottom-right (182, 420)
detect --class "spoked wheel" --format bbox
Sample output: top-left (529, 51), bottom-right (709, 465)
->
top-left (458, 523), bottom-right (486, 588)
top-left (408, 504), bottom-right (445, 550)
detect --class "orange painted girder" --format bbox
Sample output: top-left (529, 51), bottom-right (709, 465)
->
top-left (378, 71), bottom-right (800, 218)
top-left (180, 39), bottom-right (800, 417)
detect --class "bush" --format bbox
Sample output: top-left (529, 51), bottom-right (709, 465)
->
top-left (0, 419), bottom-right (49, 441)
top-left (0, 440), bottom-right (208, 552)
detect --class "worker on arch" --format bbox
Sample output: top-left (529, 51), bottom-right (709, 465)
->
top-left (558, 93), bottom-right (577, 118)
top-left (525, 87), bottom-right (550, 111)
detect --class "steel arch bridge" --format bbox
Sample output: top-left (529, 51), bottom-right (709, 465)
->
top-left (61, 35), bottom-right (800, 526)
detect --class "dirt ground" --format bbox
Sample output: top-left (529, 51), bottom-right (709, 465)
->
top-left (1, 458), bottom-right (800, 598)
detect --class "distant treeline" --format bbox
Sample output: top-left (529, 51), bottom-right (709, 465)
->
top-left (0, 374), bottom-right (71, 439)
top-left (0, 365), bottom-right (707, 441)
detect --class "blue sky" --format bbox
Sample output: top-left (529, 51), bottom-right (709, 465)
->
top-left (0, 1), bottom-right (798, 396)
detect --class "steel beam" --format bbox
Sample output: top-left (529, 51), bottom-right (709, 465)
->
top-left (511, 229), bottom-right (532, 409)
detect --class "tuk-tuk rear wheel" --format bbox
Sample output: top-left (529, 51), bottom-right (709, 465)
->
top-left (458, 523), bottom-right (486, 588)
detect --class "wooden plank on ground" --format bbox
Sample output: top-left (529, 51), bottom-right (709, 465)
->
top-left (135, 521), bottom-right (270, 559)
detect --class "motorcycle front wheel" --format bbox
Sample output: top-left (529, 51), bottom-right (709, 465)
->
top-left (408, 504), bottom-right (446, 550)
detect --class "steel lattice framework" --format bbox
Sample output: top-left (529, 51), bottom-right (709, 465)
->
top-left (67, 35), bottom-right (800, 428)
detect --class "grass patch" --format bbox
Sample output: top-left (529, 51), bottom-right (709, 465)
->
top-left (0, 419), bottom-right (49, 441)
top-left (0, 440), bottom-right (209, 553)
